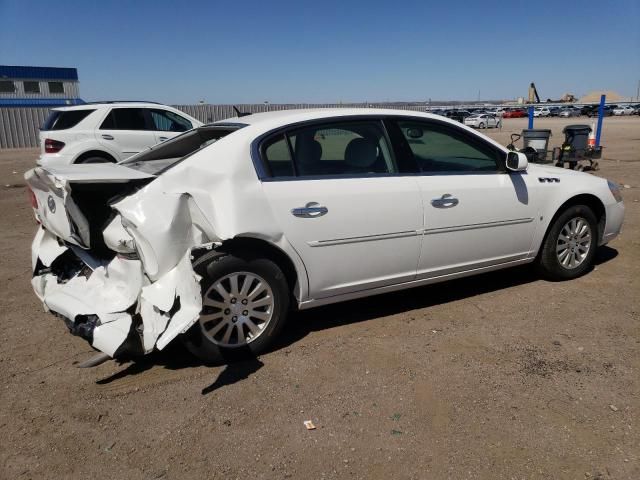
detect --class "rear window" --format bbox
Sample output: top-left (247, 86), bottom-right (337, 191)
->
top-left (41, 109), bottom-right (96, 131)
top-left (121, 125), bottom-right (244, 175)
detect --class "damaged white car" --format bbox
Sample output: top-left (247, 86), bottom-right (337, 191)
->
top-left (26, 109), bottom-right (625, 364)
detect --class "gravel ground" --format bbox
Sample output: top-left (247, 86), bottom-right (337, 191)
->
top-left (0, 115), bottom-right (638, 480)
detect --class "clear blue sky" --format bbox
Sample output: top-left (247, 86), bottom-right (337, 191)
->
top-left (1, 0), bottom-right (639, 104)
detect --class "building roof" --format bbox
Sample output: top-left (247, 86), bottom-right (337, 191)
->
top-left (0, 65), bottom-right (78, 81)
top-left (0, 98), bottom-right (85, 107)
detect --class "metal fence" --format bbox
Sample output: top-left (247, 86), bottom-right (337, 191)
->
top-left (0, 103), bottom-right (430, 149)
top-left (0, 107), bottom-right (50, 149)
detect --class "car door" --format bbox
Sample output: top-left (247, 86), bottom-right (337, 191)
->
top-left (387, 118), bottom-right (540, 279)
top-left (148, 108), bottom-right (194, 144)
top-left (96, 108), bottom-right (157, 160)
top-left (259, 119), bottom-right (423, 300)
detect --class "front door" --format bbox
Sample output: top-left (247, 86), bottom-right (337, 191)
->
top-left (389, 118), bottom-right (539, 279)
top-left (260, 119), bottom-right (423, 300)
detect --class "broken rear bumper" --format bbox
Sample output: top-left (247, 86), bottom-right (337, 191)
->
top-left (31, 228), bottom-right (202, 358)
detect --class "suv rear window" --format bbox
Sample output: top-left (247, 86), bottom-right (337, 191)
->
top-left (41, 109), bottom-right (96, 131)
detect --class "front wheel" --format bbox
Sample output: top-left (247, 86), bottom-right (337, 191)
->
top-left (182, 251), bottom-right (290, 364)
top-left (478, 122), bottom-right (485, 129)
top-left (536, 205), bottom-right (598, 280)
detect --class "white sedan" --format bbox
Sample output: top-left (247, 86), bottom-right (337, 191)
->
top-left (613, 106), bottom-right (635, 116)
top-left (533, 107), bottom-right (551, 117)
top-left (463, 113), bottom-right (501, 128)
top-left (25, 109), bottom-right (625, 364)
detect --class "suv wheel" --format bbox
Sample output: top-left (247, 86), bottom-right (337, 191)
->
top-left (536, 205), bottom-right (598, 280)
top-left (182, 251), bottom-right (290, 364)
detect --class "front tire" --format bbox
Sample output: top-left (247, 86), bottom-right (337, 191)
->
top-left (536, 205), bottom-right (598, 280)
top-left (479, 122), bottom-right (485, 129)
top-left (182, 251), bottom-right (290, 364)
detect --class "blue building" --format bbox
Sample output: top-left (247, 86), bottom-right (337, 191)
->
top-left (0, 65), bottom-right (84, 107)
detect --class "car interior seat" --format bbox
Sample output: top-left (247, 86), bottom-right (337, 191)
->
top-left (344, 137), bottom-right (384, 173)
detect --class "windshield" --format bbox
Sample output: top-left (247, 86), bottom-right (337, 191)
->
top-left (121, 124), bottom-right (245, 175)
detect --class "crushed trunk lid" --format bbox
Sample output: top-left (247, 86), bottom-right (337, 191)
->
top-left (25, 164), bottom-right (154, 248)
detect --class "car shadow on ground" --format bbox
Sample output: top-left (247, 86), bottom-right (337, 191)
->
top-left (272, 246), bottom-right (618, 352)
top-left (96, 246), bottom-right (618, 387)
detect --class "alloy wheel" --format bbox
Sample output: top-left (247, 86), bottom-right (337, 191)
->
top-left (199, 272), bottom-right (274, 347)
top-left (556, 217), bottom-right (592, 269)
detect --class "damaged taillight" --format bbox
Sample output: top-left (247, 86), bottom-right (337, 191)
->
top-left (27, 187), bottom-right (38, 209)
top-left (45, 138), bottom-right (65, 153)
top-left (27, 187), bottom-right (41, 224)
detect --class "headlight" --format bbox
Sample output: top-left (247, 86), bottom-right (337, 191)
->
top-left (607, 180), bottom-right (623, 203)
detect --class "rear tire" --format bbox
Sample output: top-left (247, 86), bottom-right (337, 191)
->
top-left (536, 205), bottom-right (598, 280)
top-left (182, 251), bottom-right (290, 365)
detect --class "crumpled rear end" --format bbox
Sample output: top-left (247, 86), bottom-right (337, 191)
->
top-left (30, 208), bottom-right (204, 359)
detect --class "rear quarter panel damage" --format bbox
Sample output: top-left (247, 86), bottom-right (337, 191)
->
top-left (29, 128), bottom-right (308, 358)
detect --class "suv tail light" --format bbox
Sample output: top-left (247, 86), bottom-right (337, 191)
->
top-left (45, 138), bottom-right (65, 153)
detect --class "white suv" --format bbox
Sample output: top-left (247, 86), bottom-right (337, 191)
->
top-left (37, 102), bottom-right (202, 166)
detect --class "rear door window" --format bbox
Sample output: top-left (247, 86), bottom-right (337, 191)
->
top-left (263, 135), bottom-right (295, 177)
top-left (290, 121), bottom-right (396, 177)
top-left (149, 109), bottom-right (193, 132)
top-left (41, 109), bottom-right (96, 130)
top-left (100, 108), bottom-right (150, 130)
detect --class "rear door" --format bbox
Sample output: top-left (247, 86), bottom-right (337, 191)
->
top-left (148, 108), bottom-right (194, 144)
top-left (260, 118), bottom-right (423, 300)
top-left (96, 108), bottom-right (157, 160)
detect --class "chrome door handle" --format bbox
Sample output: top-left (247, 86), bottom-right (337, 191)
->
top-left (431, 194), bottom-right (459, 208)
top-left (159, 136), bottom-right (168, 141)
top-left (291, 202), bottom-right (328, 218)
top-left (101, 134), bottom-right (114, 140)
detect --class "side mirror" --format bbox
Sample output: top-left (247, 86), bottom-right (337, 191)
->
top-left (506, 151), bottom-right (528, 172)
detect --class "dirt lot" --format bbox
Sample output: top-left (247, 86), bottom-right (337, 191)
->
top-left (0, 116), bottom-right (638, 479)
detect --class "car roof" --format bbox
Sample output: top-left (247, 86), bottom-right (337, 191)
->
top-left (52, 102), bottom-right (169, 111)
top-left (212, 108), bottom-right (463, 129)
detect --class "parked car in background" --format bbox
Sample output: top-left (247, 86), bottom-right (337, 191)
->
top-left (581, 105), bottom-right (597, 116)
top-left (37, 102), bottom-right (202, 166)
top-left (445, 110), bottom-right (472, 123)
top-left (613, 105), bottom-right (635, 116)
top-left (533, 107), bottom-right (551, 117)
top-left (548, 107), bottom-right (561, 117)
top-left (25, 108), bottom-right (625, 364)
top-left (503, 109), bottom-right (528, 118)
top-left (559, 107), bottom-right (581, 117)
top-left (586, 105), bottom-right (614, 117)
top-left (464, 113), bottom-right (501, 128)
top-left (633, 105), bottom-right (640, 115)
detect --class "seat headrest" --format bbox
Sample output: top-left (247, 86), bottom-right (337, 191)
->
top-left (345, 138), bottom-right (378, 168)
top-left (297, 139), bottom-right (323, 168)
